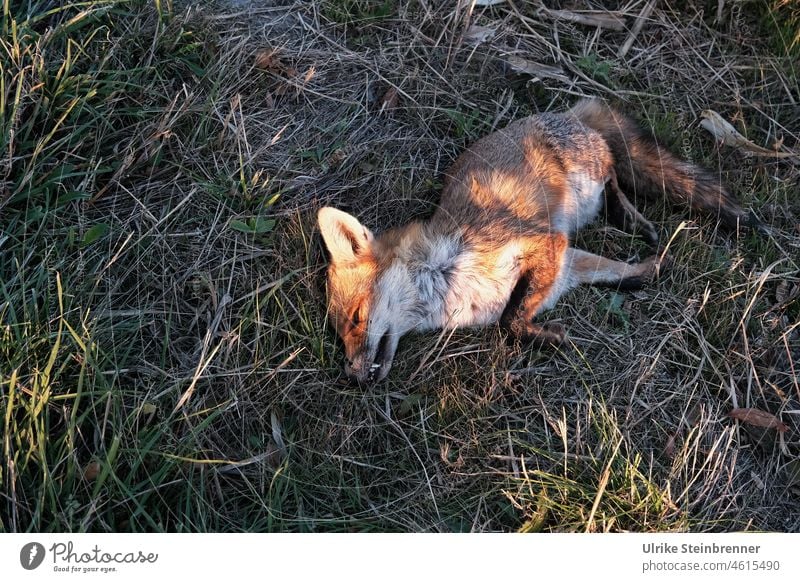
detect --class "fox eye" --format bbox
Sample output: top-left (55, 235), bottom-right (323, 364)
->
top-left (351, 306), bottom-right (362, 326)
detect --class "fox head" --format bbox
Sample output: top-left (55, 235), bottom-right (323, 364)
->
top-left (318, 207), bottom-right (420, 384)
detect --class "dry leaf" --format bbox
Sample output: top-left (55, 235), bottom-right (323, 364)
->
top-left (728, 407), bottom-right (788, 433)
top-left (538, 7), bottom-right (626, 31)
top-left (215, 442), bottom-right (284, 475)
top-left (379, 86), bottom-right (399, 112)
top-left (700, 110), bottom-right (797, 158)
top-left (139, 402), bottom-right (158, 425)
top-left (83, 461), bottom-right (101, 481)
top-left (328, 148), bottom-right (347, 167)
top-left (255, 48), bottom-right (297, 78)
top-left (464, 24), bottom-right (496, 45)
top-left (504, 56), bottom-right (569, 82)
top-left (254, 48), bottom-right (301, 98)
top-left (254, 48), bottom-right (281, 71)
top-left (254, 50), bottom-right (274, 69)
top-left (141, 402), bottom-right (157, 416)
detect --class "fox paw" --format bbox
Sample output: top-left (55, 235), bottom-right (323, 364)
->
top-left (617, 253), bottom-right (670, 290)
top-left (647, 252), bottom-right (672, 279)
top-left (505, 320), bottom-right (566, 347)
top-left (534, 322), bottom-right (567, 346)
top-left (640, 222), bottom-right (659, 249)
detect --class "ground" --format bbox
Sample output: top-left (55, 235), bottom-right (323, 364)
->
top-left (1, 0), bottom-right (798, 532)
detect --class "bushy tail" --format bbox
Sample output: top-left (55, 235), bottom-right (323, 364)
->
top-left (570, 98), bottom-right (760, 232)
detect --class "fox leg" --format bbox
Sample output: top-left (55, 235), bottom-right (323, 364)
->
top-left (500, 234), bottom-right (569, 346)
top-left (500, 236), bottom-right (664, 345)
top-left (565, 248), bottom-right (663, 290)
top-left (604, 169), bottom-right (659, 247)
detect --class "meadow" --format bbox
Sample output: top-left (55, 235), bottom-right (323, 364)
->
top-left (1, 0), bottom-right (798, 532)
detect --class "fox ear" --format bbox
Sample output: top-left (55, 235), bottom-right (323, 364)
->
top-left (317, 207), bottom-right (374, 264)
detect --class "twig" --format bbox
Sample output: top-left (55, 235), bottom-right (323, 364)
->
top-left (618, 0), bottom-right (657, 58)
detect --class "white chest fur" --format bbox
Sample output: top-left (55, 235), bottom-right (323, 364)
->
top-left (416, 241), bottom-right (523, 330)
top-left (556, 172), bottom-right (605, 233)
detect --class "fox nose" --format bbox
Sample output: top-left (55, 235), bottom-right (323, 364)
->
top-left (343, 361), bottom-right (373, 386)
top-left (344, 361), bottom-right (365, 385)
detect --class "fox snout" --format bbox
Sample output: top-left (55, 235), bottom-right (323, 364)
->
top-left (343, 357), bottom-right (382, 385)
top-left (341, 349), bottom-right (374, 385)
top-left (341, 329), bottom-right (397, 385)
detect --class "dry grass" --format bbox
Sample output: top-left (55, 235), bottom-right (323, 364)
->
top-left (2, 0), bottom-right (798, 532)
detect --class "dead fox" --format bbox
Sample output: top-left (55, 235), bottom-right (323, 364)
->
top-left (318, 98), bottom-right (757, 384)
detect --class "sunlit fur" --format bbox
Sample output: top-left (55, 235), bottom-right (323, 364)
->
top-left (319, 99), bottom-right (754, 384)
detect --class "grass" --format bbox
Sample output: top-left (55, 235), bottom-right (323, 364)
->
top-left (1, 0), bottom-right (798, 532)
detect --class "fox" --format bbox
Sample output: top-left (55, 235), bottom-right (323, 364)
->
top-left (318, 98), bottom-right (759, 384)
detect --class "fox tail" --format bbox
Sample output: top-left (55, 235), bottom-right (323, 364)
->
top-left (570, 98), bottom-right (761, 232)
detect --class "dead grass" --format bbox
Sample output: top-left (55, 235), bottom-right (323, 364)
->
top-left (2, 0), bottom-right (798, 532)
